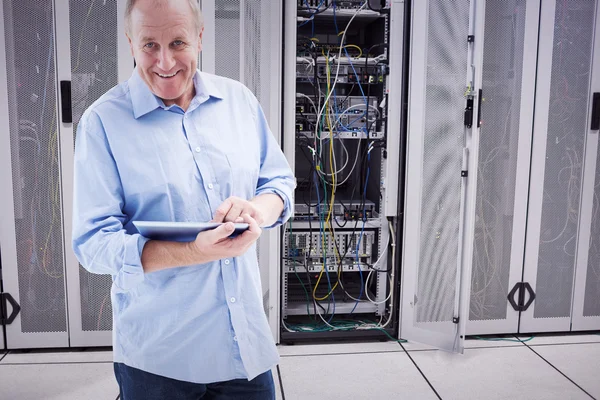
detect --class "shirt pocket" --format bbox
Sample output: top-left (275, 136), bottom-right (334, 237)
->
top-left (226, 152), bottom-right (259, 200)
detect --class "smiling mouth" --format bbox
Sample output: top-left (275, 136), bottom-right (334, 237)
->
top-left (156, 71), bottom-right (179, 79)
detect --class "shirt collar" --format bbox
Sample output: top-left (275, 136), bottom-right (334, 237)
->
top-left (129, 68), bottom-right (224, 119)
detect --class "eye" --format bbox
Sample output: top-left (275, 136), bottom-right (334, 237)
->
top-left (144, 42), bottom-right (155, 49)
top-left (172, 40), bottom-right (184, 46)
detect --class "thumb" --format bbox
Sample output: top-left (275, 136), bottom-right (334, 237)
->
top-left (205, 222), bottom-right (235, 242)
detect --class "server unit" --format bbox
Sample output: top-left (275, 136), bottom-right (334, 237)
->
top-left (467, 0), bottom-right (600, 335)
top-left (522, 0), bottom-right (600, 333)
top-left (402, 0), bottom-right (600, 352)
top-left (281, 0), bottom-right (407, 342)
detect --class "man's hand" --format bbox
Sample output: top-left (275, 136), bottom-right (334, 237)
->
top-left (189, 213), bottom-right (262, 262)
top-left (211, 196), bottom-right (265, 226)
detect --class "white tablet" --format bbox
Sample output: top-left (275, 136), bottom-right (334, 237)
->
top-left (132, 221), bottom-right (249, 242)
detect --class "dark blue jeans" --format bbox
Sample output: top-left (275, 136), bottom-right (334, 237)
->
top-left (114, 363), bottom-right (276, 400)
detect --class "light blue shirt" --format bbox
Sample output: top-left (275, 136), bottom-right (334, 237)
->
top-left (72, 68), bottom-right (295, 383)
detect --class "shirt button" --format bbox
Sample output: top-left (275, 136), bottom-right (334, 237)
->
top-left (230, 297), bottom-right (236, 303)
top-left (233, 336), bottom-right (238, 342)
top-left (195, 147), bottom-right (201, 153)
top-left (224, 259), bottom-right (230, 265)
top-left (208, 183), bottom-right (214, 189)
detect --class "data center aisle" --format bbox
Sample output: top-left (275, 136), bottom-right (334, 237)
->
top-left (0, 336), bottom-right (599, 399)
top-left (276, 335), bottom-right (600, 400)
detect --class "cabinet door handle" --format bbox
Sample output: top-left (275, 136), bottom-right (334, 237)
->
top-left (591, 92), bottom-right (599, 131)
top-left (60, 80), bottom-right (72, 124)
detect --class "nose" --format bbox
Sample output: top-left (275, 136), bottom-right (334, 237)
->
top-left (156, 47), bottom-right (176, 72)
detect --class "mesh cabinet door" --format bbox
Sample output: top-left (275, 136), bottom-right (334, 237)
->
top-left (401, 0), bottom-right (480, 352)
top-left (521, 0), bottom-right (599, 333)
top-left (55, 0), bottom-right (124, 347)
top-left (465, 0), bottom-right (540, 336)
top-left (0, 0), bottom-right (69, 349)
top-left (568, 4), bottom-right (600, 332)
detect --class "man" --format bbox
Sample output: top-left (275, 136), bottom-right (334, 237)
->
top-left (72, 0), bottom-right (294, 398)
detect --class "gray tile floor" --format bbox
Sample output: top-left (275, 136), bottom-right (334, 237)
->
top-left (0, 335), bottom-right (599, 400)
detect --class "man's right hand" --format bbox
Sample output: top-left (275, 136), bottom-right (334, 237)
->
top-left (141, 213), bottom-right (261, 273)
top-left (188, 213), bottom-right (262, 264)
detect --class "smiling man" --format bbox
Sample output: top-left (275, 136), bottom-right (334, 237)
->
top-left (71, 0), bottom-right (295, 398)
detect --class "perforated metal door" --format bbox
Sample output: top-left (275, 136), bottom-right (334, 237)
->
top-left (0, 0), bottom-right (69, 349)
top-left (466, 0), bottom-right (537, 335)
top-left (66, 0), bottom-right (119, 347)
top-left (522, 0), bottom-right (598, 333)
top-left (215, 0), bottom-right (241, 80)
top-left (401, 0), bottom-right (474, 352)
top-left (572, 5), bottom-right (600, 332)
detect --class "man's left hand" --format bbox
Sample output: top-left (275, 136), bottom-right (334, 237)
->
top-left (212, 196), bottom-right (265, 226)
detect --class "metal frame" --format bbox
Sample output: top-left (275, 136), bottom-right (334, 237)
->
top-left (200, 0), bottom-right (216, 74)
top-left (466, 0), bottom-right (541, 336)
top-left (280, 1), bottom-right (398, 340)
top-left (384, 1), bottom-right (404, 218)
top-left (571, 2), bottom-right (600, 332)
top-left (118, 0), bottom-right (135, 82)
top-left (0, 0), bottom-right (14, 352)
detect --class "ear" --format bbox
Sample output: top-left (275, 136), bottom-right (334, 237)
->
top-left (126, 32), bottom-right (134, 58)
top-left (197, 27), bottom-right (204, 52)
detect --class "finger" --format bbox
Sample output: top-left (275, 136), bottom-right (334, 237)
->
top-left (199, 222), bottom-right (236, 243)
top-left (212, 199), bottom-right (233, 223)
top-left (234, 216), bottom-right (244, 223)
top-left (241, 213), bottom-right (261, 236)
top-left (224, 201), bottom-right (245, 223)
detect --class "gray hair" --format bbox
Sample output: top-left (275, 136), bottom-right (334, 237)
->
top-left (124, 0), bottom-right (204, 35)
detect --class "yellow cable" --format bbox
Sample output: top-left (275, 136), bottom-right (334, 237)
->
top-left (312, 50), bottom-right (341, 301)
top-left (336, 44), bottom-right (362, 58)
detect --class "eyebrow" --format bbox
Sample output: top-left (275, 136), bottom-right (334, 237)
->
top-left (139, 35), bottom-right (187, 43)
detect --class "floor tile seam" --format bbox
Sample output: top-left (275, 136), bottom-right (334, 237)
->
top-left (279, 349), bottom-right (405, 358)
top-left (522, 343), bottom-right (597, 400)
top-left (398, 343), bottom-right (443, 400)
top-left (526, 341), bottom-right (600, 347)
top-left (276, 364), bottom-right (286, 400)
top-left (0, 360), bottom-right (113, 366)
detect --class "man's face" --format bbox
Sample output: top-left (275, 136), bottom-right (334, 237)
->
top-left (126, 0), bottom-right (202, 107)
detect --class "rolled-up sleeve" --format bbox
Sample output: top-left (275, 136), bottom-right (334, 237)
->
top-left (72, 109), bottom-right (149, 292)
top-left (247, 90), bottom-right (296, 228)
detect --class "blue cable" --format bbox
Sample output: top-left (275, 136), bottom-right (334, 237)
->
top-left (298, 0), bottom-right (325, 30)
top-left (349, 148), bottom-right (370, 314)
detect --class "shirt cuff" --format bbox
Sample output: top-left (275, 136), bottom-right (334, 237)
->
top-left (113, 234), bottom-right (150, 292)
top-left (255, 188), bottom-right (293, 229)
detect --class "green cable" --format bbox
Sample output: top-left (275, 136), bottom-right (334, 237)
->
top-left (473, 336), bottom-right (535, 343)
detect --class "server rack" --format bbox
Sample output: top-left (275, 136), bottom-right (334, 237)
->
top-left (521, 0), bottom-right (600, 333)
top-left (280, 0), bottom-right (407, 342)
top-left (403, 0), bottom-right (600, 339)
